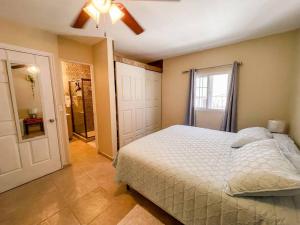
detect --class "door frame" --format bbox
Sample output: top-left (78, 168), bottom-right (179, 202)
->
top-left (0, 42), bottom-right (68, 166)
top-left (60, 59), bottom-right (99, 153)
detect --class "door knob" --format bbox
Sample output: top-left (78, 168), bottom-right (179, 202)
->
top-left (49, 119), bottom-right (55, 123)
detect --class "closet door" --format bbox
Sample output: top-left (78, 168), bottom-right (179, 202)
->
top-left (116, 62), bottom-right (146, 147)
top-left (116, 62), bottom-right (162, 148)
top-left (145, 70), bottom-right (161, 134)
top-left (0, 50), bottom-right (62, 193)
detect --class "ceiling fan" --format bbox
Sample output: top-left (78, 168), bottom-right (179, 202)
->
top-left (71, 0), bottom-right (179, 35)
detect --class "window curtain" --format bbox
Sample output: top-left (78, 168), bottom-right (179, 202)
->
top-left (220, 61), bottom-right (239, 132)
top-left (185, 69), bottom-right (196, 126)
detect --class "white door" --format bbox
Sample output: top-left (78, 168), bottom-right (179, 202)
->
top-left (116, 62), bottom-right (146, 147)
top-left (116, 62), bottom-right (161, 148)
top-left (0, 49), bottom-right (62, 193)
top-left (145, 70), bottom-right (161, 134)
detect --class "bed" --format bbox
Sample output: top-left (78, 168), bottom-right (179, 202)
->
top-left (115, 125), bottom-right (300, 225)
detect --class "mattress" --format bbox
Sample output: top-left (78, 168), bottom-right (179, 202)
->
top-left (115, 125), bottom-right (300, 225)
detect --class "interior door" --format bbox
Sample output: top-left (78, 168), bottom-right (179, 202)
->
top-left (0, 49), bottom-right (62, 193)
top-left (116, 62), bottom-right (146, 147)
top-left (145, 70), bottom-right (162, 134)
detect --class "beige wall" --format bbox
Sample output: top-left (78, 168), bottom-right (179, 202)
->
top-left (93, 39), bottom-right (117, 158)
top-left (163, 31), bottom-right (297, 130)
top-left (289, 30), bottom-right (300, 146)
top-left (0, 19), bottom-right (59, 55)
top-left (58, 36), bottom-right (117, 158)
top-left (58, 37), bottom-right (93, 64)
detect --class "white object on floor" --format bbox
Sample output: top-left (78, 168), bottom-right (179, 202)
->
top-left (87, 140), bottom-right (96, 148)
top-left (117, 205), bottom-right (164, 225)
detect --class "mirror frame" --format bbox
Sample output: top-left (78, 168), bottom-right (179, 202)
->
top-left (6, 60), bottom-right (48, 143)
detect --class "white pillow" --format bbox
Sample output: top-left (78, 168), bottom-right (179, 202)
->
top-left (225, 139), bottom-right (300, 196)
top-left (284, 152), bottom-right (300, 171)
top-left (273, 133), bottom-right (300, 170)
top-left (273, 133), bottom-right (299, 154)
top-left (231, 127), bottom-right (273, 148)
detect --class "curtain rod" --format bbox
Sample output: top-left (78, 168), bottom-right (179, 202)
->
top-left (182, 61), bottom-right (242, 74)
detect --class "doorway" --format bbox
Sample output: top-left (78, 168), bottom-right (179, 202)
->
top-left (61, 61), bottom-right (97, 149)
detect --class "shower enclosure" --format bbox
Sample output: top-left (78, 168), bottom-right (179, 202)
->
top-left (69, 78), bottom-right (95, 141)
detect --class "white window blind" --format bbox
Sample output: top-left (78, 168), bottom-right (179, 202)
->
top-left (194, 68), bottom-right (231, 110)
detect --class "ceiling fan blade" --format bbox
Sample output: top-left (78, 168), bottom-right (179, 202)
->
top-left (116, 3), bottom-right (144, 35)
top-left (71, 5), bottom-right (90, 29)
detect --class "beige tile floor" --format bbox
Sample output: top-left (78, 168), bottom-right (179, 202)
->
top-left (0, 139), bottom-right (182, 225)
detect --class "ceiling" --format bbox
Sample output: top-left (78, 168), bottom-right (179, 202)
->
top-left (0, 0), bottom-right (300, 62)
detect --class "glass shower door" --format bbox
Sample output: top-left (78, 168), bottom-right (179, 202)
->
top-left (69, 80), bottom-right (85, 138)
top-left (82, 79), bottom-right (95, 138)
top-left (69, 79), bottom-right (95, 141)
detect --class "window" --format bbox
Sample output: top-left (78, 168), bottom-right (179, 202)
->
top-left (194, 70), bottom-right (230, 110)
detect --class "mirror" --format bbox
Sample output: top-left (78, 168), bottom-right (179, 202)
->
top-left (9, 62), bottom-right (45, 141)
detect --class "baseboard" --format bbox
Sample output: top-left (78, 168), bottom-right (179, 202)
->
top-left (98, 151), bottom-right (113, 160)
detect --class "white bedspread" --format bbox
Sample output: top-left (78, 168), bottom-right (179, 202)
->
top-left (116, 125), bottom-right (300, 225)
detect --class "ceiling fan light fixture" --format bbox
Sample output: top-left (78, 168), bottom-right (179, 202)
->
top-left (83, 3), bottom-right (100, 24)
top-left (109, 4), bottom-right (124, 24)
top-left (92, 0), bottom-right (111, 13)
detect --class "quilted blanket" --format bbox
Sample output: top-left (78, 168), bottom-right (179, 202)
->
top-left (116, 125), bottom-right (300, 225)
